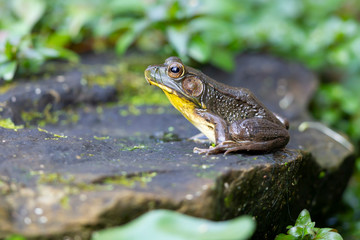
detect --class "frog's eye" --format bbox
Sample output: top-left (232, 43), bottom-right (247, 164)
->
top-left (167, 62), bottom-right (184, 79)
top-left (182, 76), bottom-right (203, 97)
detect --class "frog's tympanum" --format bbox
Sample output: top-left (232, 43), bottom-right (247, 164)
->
top-left (145, 57), bottom-right (290, 155)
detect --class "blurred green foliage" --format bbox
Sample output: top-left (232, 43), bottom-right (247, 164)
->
top-left (275, 209), bottom-right (343, 240)
top-left (1, 0), bottom-right (360, 76)
top-left (1, 0), bottom-right (360, 238)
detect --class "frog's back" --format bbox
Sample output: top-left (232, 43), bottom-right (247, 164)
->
top-left (201, 81), bottom-right (279, 124)
top-left (186, 66), bottom-right (281, 124)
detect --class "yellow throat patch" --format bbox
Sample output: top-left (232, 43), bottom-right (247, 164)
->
top-left (161, 87), bottom-right (216, 143)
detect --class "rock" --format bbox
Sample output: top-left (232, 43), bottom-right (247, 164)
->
top-left (0, 53), bottom-right (355, 239)
top-left (0, 70), bottom-right (117, 124)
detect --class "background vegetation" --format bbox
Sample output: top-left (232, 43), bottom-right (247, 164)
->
top-left (1, 0), bottom-right (359, 239)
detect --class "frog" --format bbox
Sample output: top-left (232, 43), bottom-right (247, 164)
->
top-left (144, 56), bottom-right (290, 155)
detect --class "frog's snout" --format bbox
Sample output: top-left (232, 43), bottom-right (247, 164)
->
top-left (145, 65), bottom-right (158, 85)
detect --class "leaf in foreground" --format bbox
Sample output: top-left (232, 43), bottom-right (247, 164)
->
top-left (92, 209), bottom-right (255, 240)
top-left (275, 209), bottom-right (343, 240)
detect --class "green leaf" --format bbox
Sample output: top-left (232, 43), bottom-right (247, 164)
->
top-left (0, 61), bottom-right (17, 81)
top-left (4, 234), bottom-right (26, 240)
top-left (46, 33), bottom-right (72, 49)
top-left (116, 21), bottom-right (149, 55)
top-left (55, 48), bottom-right (79, 63)
top-left (4, 40), bottom-right (15, 60)
top-left (287, 226), bottom-right (304, 238)
top-left (295, 209), bottom-right (312, 226)
top-left (188, 35), bottom-right (211, 63)
top-left (11, 0), bottom-right (45, 32)
top-left (167, 26), bottom-right (190, 58)
top-left (37, 47), bottom-right (59, 58)
top-left (210, 49), bottom-right (235, 72)
top-left (275, 233), bottom-right (297, 240)
top-left (315, 228), bottom-right (343, 240)
top-left (116, 31), bottom-right (137, 55)
top-left (92, 210), bottom-right (255, 240)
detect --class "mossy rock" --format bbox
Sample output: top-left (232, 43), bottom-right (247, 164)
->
top-left (0, 53), bottom-right (354, 239)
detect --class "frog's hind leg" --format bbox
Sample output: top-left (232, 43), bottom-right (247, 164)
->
top-left (194, 138), bottom-right (286, 155)
top-left (223, 139), bottom-right (286, 155)
top-left (194, 118), bottom-right (290, 155)
top-left (193, 140), bottom-right (241, 155)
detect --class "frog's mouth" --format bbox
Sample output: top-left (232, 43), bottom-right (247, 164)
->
top-left (145, 66), bottom-right (180, 97)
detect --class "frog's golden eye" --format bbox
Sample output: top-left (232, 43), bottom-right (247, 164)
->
top-left (182, 76), bottom-right (203, 97)
top-left (167, 62), bottom-right (184, 79)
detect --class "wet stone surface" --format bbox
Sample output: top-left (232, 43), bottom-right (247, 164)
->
top-left (0, 53), bottom-right (355, 239)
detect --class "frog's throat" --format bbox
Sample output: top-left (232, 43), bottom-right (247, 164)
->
top-left (163, 90), bottom-right (216, 144)
top-left (147, 78), bottom-right (216, 143)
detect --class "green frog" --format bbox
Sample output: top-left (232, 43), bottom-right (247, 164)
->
top-left (145, 57), bottom-right (289, 155)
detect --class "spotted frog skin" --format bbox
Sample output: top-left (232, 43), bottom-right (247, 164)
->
top-left (145, 57), bottom-right (290, 155)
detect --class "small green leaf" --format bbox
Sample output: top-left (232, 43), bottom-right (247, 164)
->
top-left (116, 21), bottom-right (148, 55)
top-left (188, 35), bottom-right (211, 63)
top-left (55, 48), bottom-right (79, 63)
top-left (315, 228), bottom-right (343, 240)
top-left (295, 209), bottom-right (312, 226)
top-left (92, 210), bottom-right (255, 240)
top-left (12, 0), bottom-right (45, 32)
top-left (116, 31), bottom-right (137, 55)
top-left (275, 233), bottom-right (297, 240)
top-left (45, 33), bottom-right (72, 49)
top-left (37, 48), bottom-right (59, 58)
top-left (167, 26), bottom-right (190, 58)
top-left (4, 40), bottom-right (15, 60)
top-left (210, 49), bottom-right (235, 72)
top-left (287, 226), bottom-right (304, 238)
top-left (0, 61), bottom-right (17, 81)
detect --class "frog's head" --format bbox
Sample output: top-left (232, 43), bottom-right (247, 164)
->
top-left (145, 57), bottom-right (205, 108)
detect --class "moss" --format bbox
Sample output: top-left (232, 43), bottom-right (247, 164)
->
top-left (145, 107), bottom-right (166, 115)
top-left (21, 105), bottom-right (79, 127)
top-left (0, 82), bottom-right (17, 94)
top-left (60, 196), bottom-right (70, 209)
top-left (0, 179), bottom-right (10, 194)
top-left (192, 164), bottom-right (214, 170)
top-left (38, 127), bottom-right (67, 139)
top-left (0, 118), bottom-right (23, 131)
top-left (224, 193), bottom-right (233, 208)
top-left (103, 172), bottom-right (157, 187)
top-left (196, 170), bottom-right (220, 179)
top-left (119, 105), bottom-right (142, 117)
top-left (84, 55), bottom-right (169, 106)
top-left (94, 136), bottom-right (110, 140)
top-left (120, 144), bottom-right (148, 151)
top-left (37, 172), bottom-right (74, 184)
top-left (319, 171), bottom-right (326, 179)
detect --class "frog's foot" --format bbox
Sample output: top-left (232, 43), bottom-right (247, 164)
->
top-left (194, 141), bottom-right (241, 155)
top-left (188, 133), bottom-right (211, 144)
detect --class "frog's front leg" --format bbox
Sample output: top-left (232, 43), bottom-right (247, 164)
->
top-left (193, 109), bottom-right (234, 155)
top-left (194, 109), bottom-right (230, 144)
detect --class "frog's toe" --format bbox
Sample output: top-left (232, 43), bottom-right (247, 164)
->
top-left (193, 146), bottom-right (221, 155)
top-left (193, 147), bottom-right (208, 155)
